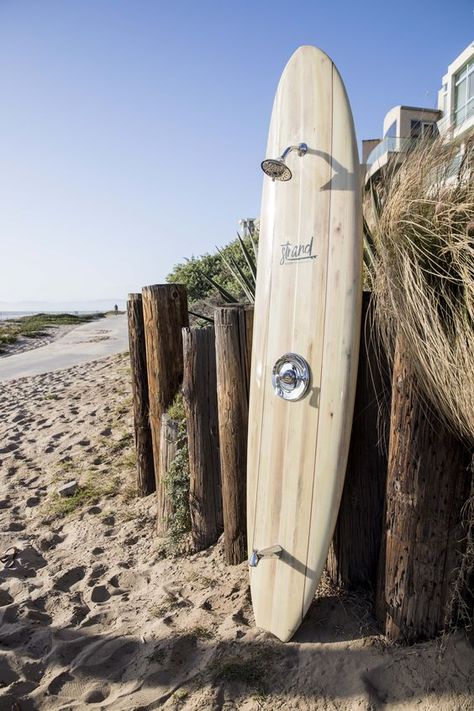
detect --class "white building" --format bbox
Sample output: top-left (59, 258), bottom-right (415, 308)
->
top-left (363, 41), bottom-right (474, 185)
top-left (437, 41), bottom-right (474, 143)
top-left (364, 105), bottom-right (441, 183)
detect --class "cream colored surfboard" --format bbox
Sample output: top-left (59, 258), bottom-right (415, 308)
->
top-left (247, 46), bottom-right (362, 642)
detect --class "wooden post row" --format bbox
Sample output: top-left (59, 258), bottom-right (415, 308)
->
top-left (182, 327), bottom-right (223, 550)
top-left (214, 305), bottom-right (254, 565)
top-left (376, 335), bottom-right (472, 643)
top-left (141, 284), bottom-right (188, 530)
top-left (127, 293), bottom-right (155, 497)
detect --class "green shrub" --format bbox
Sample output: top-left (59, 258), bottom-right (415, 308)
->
top-left (162, 393), bottom-right (191, 552)
top-left (166, 232), bottom-right (258, 307)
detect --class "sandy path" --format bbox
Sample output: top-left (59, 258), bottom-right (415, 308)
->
top-left (0, 315), bottom-right (128, 382)
top-left (0, 355), bottom-right (473, 710)
top-left (0, 324), bottom-right (79, 359)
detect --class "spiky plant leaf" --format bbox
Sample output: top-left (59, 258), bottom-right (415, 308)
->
top-left (236, 231), bottom-right (257, 280)
top-left (200, 272), bottom-right (240, 304)
top-left (188, 310), bottom-right (214, 324)
top-left (216, 247), bottom-right (255, 302)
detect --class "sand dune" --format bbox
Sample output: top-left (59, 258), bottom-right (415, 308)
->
top-left (0, 354), bottom-right (473, 710)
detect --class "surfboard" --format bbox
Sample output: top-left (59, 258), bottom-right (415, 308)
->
top-left (247, 45), bottom-right (362, 642)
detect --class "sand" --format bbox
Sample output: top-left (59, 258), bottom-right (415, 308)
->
top-left (0, 316), bottom-right (129, 382)
top-left (0, 324), bottom-right (77, 358)
top-left (0, 353), bottom-right (473, 710)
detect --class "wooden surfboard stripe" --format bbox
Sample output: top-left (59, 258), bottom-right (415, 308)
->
top-left (301, 61), bottom-right (334, 621)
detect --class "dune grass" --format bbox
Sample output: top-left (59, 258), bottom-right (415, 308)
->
top-left (369, 139), bottom-right (474, 443)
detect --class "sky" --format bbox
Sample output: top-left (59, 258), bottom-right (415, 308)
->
top-left (0, 0), bottom-right (472, 307)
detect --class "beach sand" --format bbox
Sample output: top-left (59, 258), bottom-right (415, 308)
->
top-left (0, 353), bottom-right (473, 710)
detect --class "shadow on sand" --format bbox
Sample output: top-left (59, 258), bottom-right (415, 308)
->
top-left (1, 581), bottom-right (473, 710)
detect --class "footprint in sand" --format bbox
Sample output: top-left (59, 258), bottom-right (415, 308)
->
top-left (0, 589), bottom-right (14, 606)
top-left (53, 566), bottom-right (86, 592)
top-left (38, 532), bottom-right (64, 551)
top-left (24, 475), bottom-right (40, 487)
top-left (0, 442), bottom-right (19, 453)
top-left (25, 609), bottom-right (52, 625)
top-left (8, 520), bottom-right (26, 532)
top-left (80, 636), bottom-right (139, 672)
top-left (47, 671), bottom-right (75, 696)
top-left (2, 603), bottom-right (20, 624)
top-left (90, 585), bottom-right (111, 603)
top-left (0, 658), bottom-right (19, 686)
top-left (0, 624), bottom-right (32, 649)
top-left (87, 564), bottom-right (108, 587)
top-left (82, 684), bottom-right (111, 704)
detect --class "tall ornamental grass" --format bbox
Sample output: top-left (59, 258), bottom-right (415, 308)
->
top-left (369, 139), bottom-right (474, 443)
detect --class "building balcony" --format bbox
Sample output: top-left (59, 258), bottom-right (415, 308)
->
top-left (437, 101), bottom-right (474, 142)
top-left (364, 136), bottom-right (417, 183)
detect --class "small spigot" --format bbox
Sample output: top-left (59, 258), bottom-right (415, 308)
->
top-left (248, 545), bottom-right (283, 567)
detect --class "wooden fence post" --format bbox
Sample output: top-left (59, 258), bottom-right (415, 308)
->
top-left (127, 293), bottom-right (155, 497)
top-left (182, 327), bottom-right (222, 550)
top-left (376, 335), bottom-right (471, 643)
top-left (327, 291), bottom-right (391, 588)
top-left (156, 414), bottom-right (179, 536)
top-left (215, 305), bottom-right (253, 565)
top-left (141, 284), bottom-right (188, 527)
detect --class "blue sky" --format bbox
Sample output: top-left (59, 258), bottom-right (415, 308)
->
top-left (0, 1), bottom-right (472, 306)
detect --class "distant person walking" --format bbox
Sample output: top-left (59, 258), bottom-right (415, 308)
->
top-left (114, 304), bottom-right (118, 315)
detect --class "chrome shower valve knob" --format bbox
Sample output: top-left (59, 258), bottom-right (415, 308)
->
top-left (272, 353), bottom-right (310, 401)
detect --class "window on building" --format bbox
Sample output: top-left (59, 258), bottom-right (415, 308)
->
top-left (441, 83), bottom-right (448, 114)
top-left (410, 120), bottom-right (438, 139)
top-left (384, 120), bottom-right (397, 138)
top-left (454, 59), bottom-right (474, 126)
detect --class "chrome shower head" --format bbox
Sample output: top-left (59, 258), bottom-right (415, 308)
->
top-left (261, 143), bottom-right (308, 182)
top-left (261, 158), bottom-right (292, 181)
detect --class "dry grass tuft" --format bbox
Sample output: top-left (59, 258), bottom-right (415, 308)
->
top-left (370, 139), bottom-right (474, 443)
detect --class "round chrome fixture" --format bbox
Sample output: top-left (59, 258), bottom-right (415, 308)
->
top-left (272, 353), bottom-right (311, 401)
top-left (261, 158), bottom-right (292, 181)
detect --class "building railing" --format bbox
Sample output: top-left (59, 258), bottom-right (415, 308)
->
top-left (438, 101), bottom-right (474, 136)
top-left (365, 136), bottom-right (417, 170)
top-left (455, 99), bottom-right (474, 128)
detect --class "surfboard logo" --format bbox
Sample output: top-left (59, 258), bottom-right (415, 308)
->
top-left (280, 237), bottom-right (317, 265)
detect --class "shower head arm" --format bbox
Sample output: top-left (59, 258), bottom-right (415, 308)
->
top-left (279, 143), bottom-right (308, 161)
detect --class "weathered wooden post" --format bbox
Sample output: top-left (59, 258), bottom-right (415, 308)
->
top-left (327, 291), bottom-right (391, 588)
top-left (376, 335), bottom-right (472, 643)
top-left (182, 327), bottom-right (222, 550)
top-left (156, 414), bottom-right (179, 536)
top-left (141, 284), bottom-right (188, 528)
top-left (215, 305), bottom-right (253, 565)
top-left (127, 293), bottom-right (155, 497)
